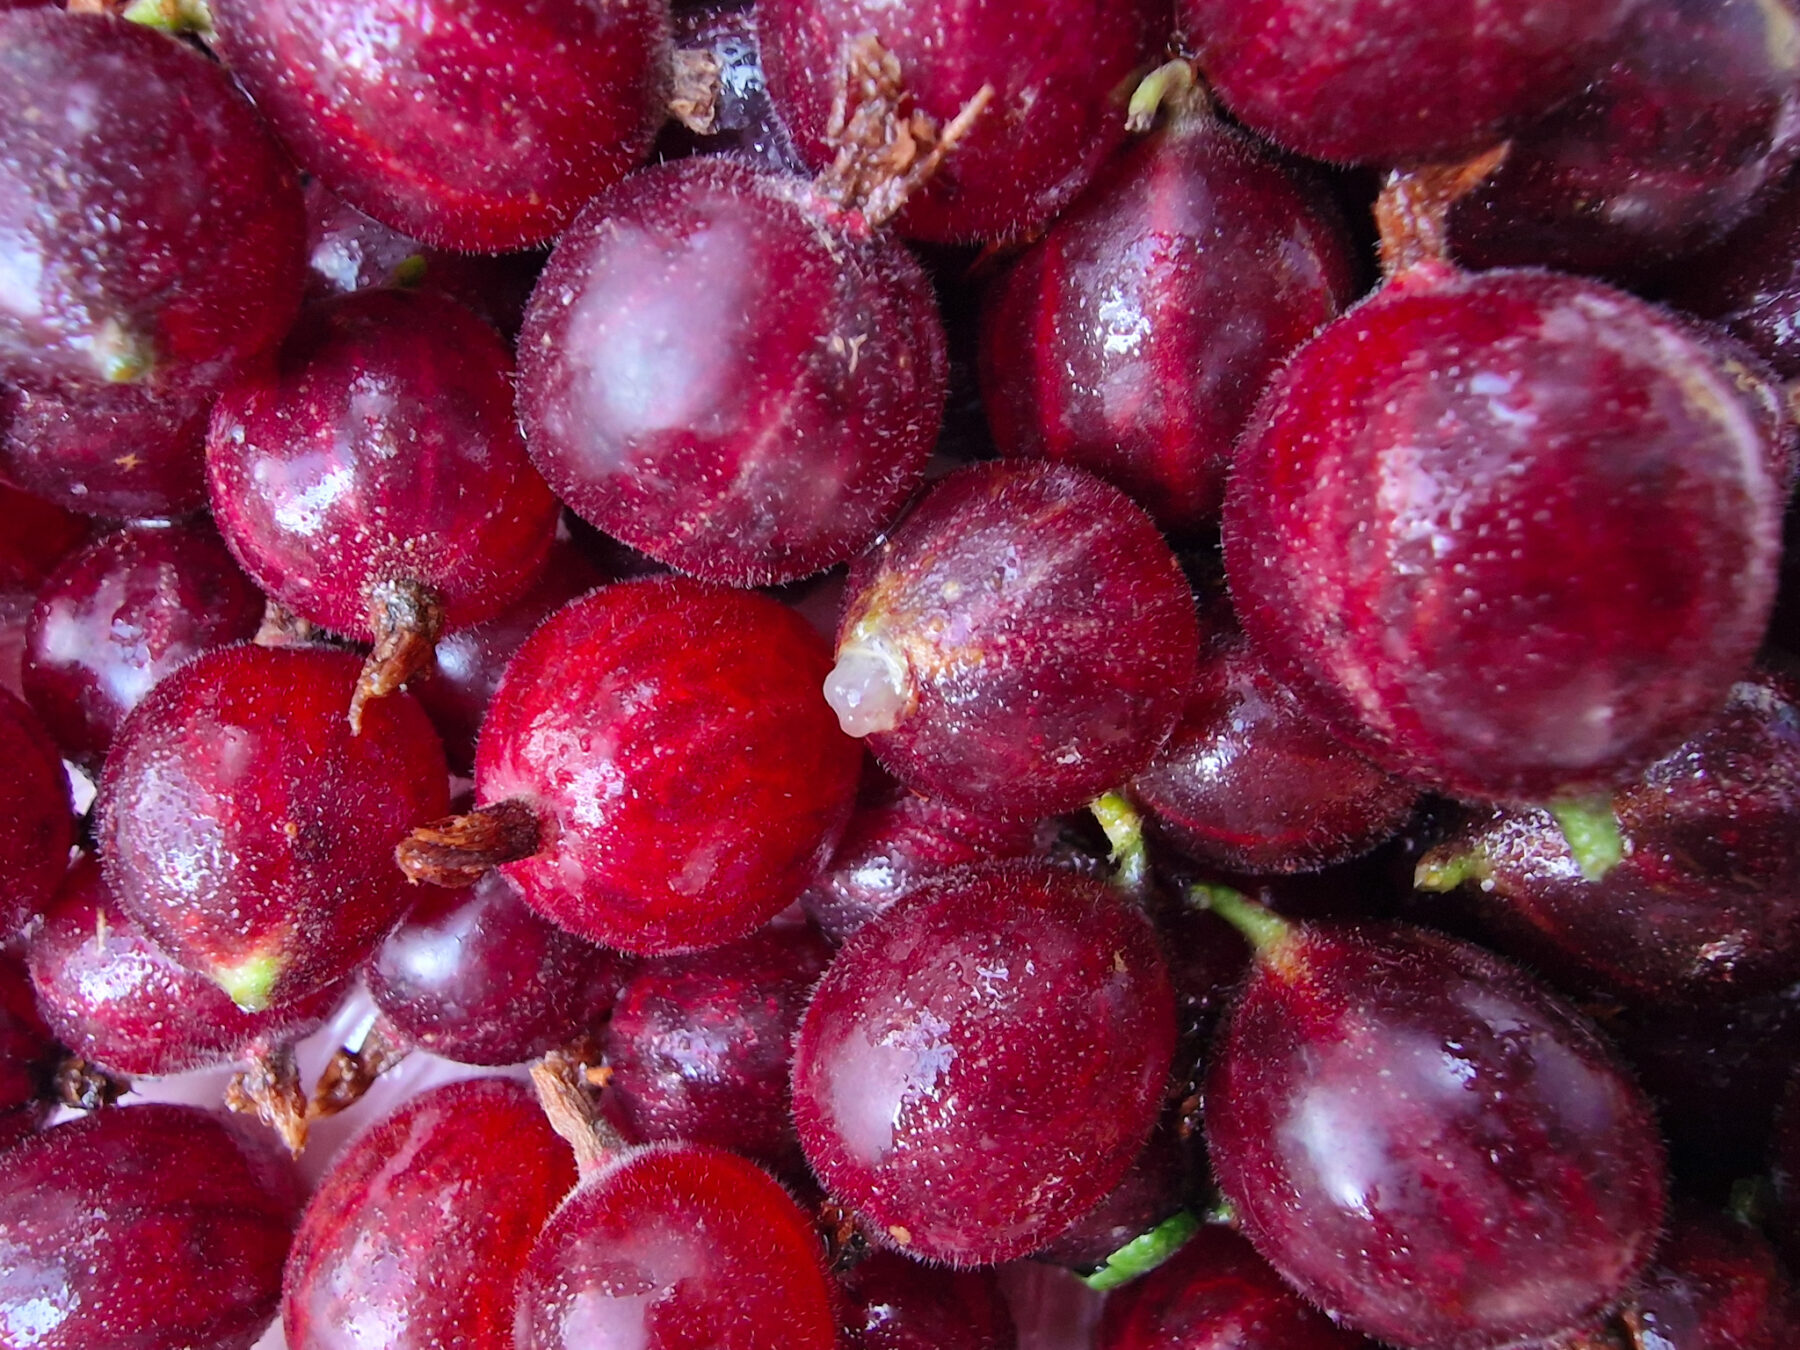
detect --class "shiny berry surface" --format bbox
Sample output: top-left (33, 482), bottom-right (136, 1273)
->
top-left (283, 1077), bottom-right (578, 1350)
top-left (0, 683), bottom-right (72, 938)
top-left (1205, 918), bottom-right (1667, 1350)
top-left (1449, 0), bottom-right (1800, 278)
top-left (99, 644), bottom-right (449, 1011)
top-left (1628, 1207), bottom-right (1800, 1350)
top-left (1096, 1225), bottom-right (1377, 1350)
top-left (792, 864), bottom-right (1177, 1266)
top-left (23, 520), bottom-right (263, 768)
top-left (603, 916), bottom-right (831, 1171)
top-left (980, 106), bottom-right (1358, 534)
top-left (0, 10), bottom-right (304, 394)
top-left (518, 157), bottom-right (946, 587)
top-left (208, 288), bottom-right (560, 637)
top-left (1176, 0), bottom-right (1636, 165)
top-left (0, 353), bottom-right (216, 518)
top-left (476, 576), bottom-right (862, 955)
top-left (413, 539), bottom-right (605, 775)
top-left (27, 855), bottom-right (344, 1078)
top-left (799, 780), bottom-right (1044, 943)
top-left (839, 1251), bottom-right (1016, 1350)
top-left (828, 462), bottom-right (1200, 818)
top-left (0, 1103), bottom-right (303, 1350)
top-left (210, 0), bottom-right (671, 252)
top-left (1129, 626), bottom-right (1416, 874)
top-left (1224, 263), bottom-right (1780, 804)
top-left (516, 1143), bottom-right (839, 1350)
top-left (759, 0), bottom-right (1162, 242)
top-left (1420, 669), bottom-right (1800, 1005)
top-left (369, 870), bottom-right (627, 1066)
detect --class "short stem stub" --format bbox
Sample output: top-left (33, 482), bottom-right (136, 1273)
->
top-left (306, 1013), bottom-right (412, 1123)
top-left (253, 597), bottom-right (323, 649)
top-left (1373, 143), bottom-right (1509, 280)
top-left (225, 1040), bottom-right (309, 1157)
top-left (1187, 883), bottom-right (1292, 955)
top-left (1124, 58), bottom-right (1205, 132)
top-left (1082, 1210), bottom-right (1202, 1292)
top-left (395, 797), bottom-right (544, 888)
top-left (1413, 843), bottom-right (1492, 893)
top-left (1547, 794), bottom-right (1626, 883)
top-left (349, 577), bottom-right (446, 735)
top-left (530, 1050), bottom-right (630, 1177)
top-left (1091, 790), bottom-right (1151, 899)
top-left (669, 46), bottom-right (724, 135)
top-left (815, 34), bottom-right (995, 229)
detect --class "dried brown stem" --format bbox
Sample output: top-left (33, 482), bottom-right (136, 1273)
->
top-left (669, 47), bottom-right (723, 135)
top-left (1374, 143), bottom-right (1510, 280)
top-left (53, 1056), bottom-right (130, 1111)
top-left (226, 1041), bottom-right (309, 1157)
top-left (396, 797), bottom-right (543, 887)
top-left (306, 1014), bottom-right (412, 1122)
top-left (816, 35), bottom-right (995, 228)
top-left (817, 1200), bottom-right (872, 1273)
top-left (530, 1049), bottom-right (629, 1176)
top-left (349, 578), bottom-right (445, 735)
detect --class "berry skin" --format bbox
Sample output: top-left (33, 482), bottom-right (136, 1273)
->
top-left (1224, 263), bottom-right (1780, 805)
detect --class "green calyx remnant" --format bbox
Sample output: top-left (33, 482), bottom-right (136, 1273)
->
top-left (1082, 1210), bottom-right (1202, 1292)
top-left (123, 0), bottom-right (214, 36)
top-left (1091, 791), bottom-right (1150, 897)
top-left (214, 952), bottom-right (282, 1013)
top-left (1548, 794), bottom-right (1626, 883)
top-left (92, 318), bottom-right (153, 385)
top-left (1413, 844), bottom-right (1492, 893)
top-left (1188, 883), bottom-right (1292, 955)
top-left (393, 254), bottom-right (429, 288)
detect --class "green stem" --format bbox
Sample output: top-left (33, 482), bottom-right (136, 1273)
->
top-left (1188, 883), bottom-right (1292, 955)
top-left (1548, 795), bottom-right (1625, 882)
top-left (1082, 1210), bottom-right (1201, 1292)
top-left (1091, 791), bottom-right (1149, 897)
top-left (1125, 59), bottom-right (1201, 132)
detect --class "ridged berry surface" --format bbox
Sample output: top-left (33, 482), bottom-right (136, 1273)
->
top-left (1224, 264), bottom-right (1780, 803)
top-left (23, 520), bottom-right (263, 768)
top-left (1176, 0), bottom-right (1637, 165)
top-left (1205, 920), bottom-right (1667, 1350)
top-left (792, 864), bottom-right (1176, 1266)
top-left (282, 1077), bottom-right (577, 1350)
top-left (210, 0), bottom-right (671, 252)
top-left (0, 10), bottom-right (304, 394)
top-left (209, 288), bottom-right (559, 637)
top-left (0, 1104), bottom-right (303, 1350)
top-left (478, 576), bottom-right (862, 954)
top-left (518, 158), bottom-right (945, 587)
top-left (516, 1143), bottom-right (839, 1350)
top-left (980, 110), bottom-right (1357, 533)
top-left (759, 0), bottom-right (1162, 241)
top-left (99, 644), bottom-right (449, 1010)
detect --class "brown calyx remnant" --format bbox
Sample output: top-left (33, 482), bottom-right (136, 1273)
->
top-left (1374, 143), bottom-right (1510, 279)
top-left (253, 597), bottom-right (323, 650)
top-left (395, 797), bottom-right (543, 887)
top-left (53, 1056), bottom-right (130, 1112)
top-left (817, 1200), bottom-right (872, 1273)
top-left (349, 577), bottom-right (446, 736)
top-left (814, 35), bottom-right (995, 229)
top-left (530, 1049), bottom-right (630, 1176)
top-left (669, 47), bottom-right (724, 134)
top-left (306, 1014), bottom-right (411, 1123)
top-left (225, 1040), bottom-right (308, 1157)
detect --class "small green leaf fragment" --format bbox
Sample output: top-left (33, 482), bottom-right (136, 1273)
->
top-left (1082, 1210), bottom-right (1202, 1292)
